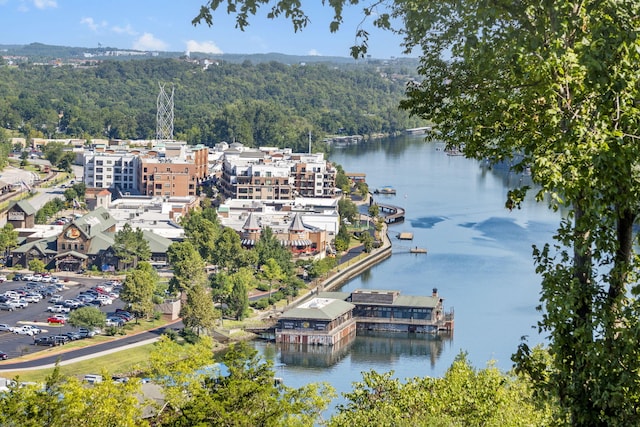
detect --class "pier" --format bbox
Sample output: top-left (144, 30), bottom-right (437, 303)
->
top-left (377, 203), bottom-right (405, 223)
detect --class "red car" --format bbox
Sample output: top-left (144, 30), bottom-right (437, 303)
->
top-left (47, 315), bottom-right (67, 324)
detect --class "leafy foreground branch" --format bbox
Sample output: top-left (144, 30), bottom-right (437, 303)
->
top-left (0, 336), bottom-right (556, 426)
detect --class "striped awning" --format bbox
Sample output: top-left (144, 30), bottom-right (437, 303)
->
top-left (241, 239), bottom-right (256, 246)
top-left (283, 239), bottom-right (312, 247)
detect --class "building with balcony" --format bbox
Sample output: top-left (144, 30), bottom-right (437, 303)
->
top-left (218, 146), bottom-right (337, 200)
top-left (276, 297), bottom-right (357, 346)
top-left (83, 152), bottom-right (140, 193)
top-left (139, 143), bottom-right (208, 198)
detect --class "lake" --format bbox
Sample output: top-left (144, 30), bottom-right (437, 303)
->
top-left (254, 135), bottom-right (561, 409)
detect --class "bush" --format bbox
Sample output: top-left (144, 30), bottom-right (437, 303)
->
top-left (253, 299), bottom-right (269, 310)
top-left (180, 328), bottom-right (200, 344)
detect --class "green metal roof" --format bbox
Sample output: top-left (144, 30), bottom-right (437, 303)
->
top-left (280, 298), bottom-right (354, 321)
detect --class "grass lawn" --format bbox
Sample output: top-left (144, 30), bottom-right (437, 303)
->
top-left (0, 343), bottom-right (156, 383)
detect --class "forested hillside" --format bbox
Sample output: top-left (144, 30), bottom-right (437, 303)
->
top-left (0, 58), bottom-right (423, 151)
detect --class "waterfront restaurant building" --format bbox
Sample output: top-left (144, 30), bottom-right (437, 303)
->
top-left (276, 298), bottom-right (357, 346)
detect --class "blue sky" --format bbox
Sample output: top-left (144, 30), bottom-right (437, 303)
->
top-left (0, 0), bottom-right (411, 58)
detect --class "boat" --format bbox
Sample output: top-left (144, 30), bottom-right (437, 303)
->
top-left (374, 186), bottom-right (396, 195)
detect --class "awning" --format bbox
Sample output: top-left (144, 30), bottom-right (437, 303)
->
top-left (241, 239), bottom-right (256, 246)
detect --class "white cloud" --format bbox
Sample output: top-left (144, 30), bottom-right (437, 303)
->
top-left (132, 33), bottom-right (168, 51)
top-left (185, 40), bottom-right (223, 54)
top-left (112, 24), bottom-right (136, 36)
top-left (32, 0), bottom-right (56, 9)
top-left (80, 17), bottom-right (106, 32)
top-left (308, 49), bottom-right (321, 56)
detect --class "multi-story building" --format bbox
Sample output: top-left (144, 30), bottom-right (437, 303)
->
top-left (83, 151), bottom-right (140, 193)
top-left (139, 143), bottom-right (208, 198)
top-left (82, 142), bottom-right (208, 197)
top-left (219, 146), bottom-right (337, 200)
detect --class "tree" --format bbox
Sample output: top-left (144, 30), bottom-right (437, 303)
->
top-left (261, 258), bottom-right (285, 301)
top-left (167, 241), bottom-right (207, 292)
top-left (254, 226), bottom-right (293, 276)
top-left (121, 262), bottom-right (157, 321)
top-left (113, 223), bottom-right (151, 270)
top-left (0, 365), bottom-right (145, 427)
top-left (227, 268), bottom-right (253, 320)
top-left (181, 210), bottom-right (219, 263)
top-left (328, 353), bottom-right (552, 426)
top-left (156, 341), bottom-right (334, 426)
top-left (68, 306), bottom-right (106, 329)
top-left (0, 224), bottom-right (18, 261)
top-left (28, 259), bottom-right (45, 273)
top-left (181, 283), bottom-right (217, 334)
top-left (211, 227), bottom-right (245, 272)
top-left (338, 197), bottom-right (358, 224)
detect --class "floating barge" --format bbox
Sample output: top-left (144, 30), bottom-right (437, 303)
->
top-left (374, 186), bottom-right (397, 195)
top-left (397, 232), bottom-right (414, 240)
top-left (275, 289), bottom-right (454, 346)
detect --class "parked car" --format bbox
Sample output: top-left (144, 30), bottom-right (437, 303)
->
top-left (0, 302), bottom-right (16, 311)
top-left (77, 327), bottom-right (98, 338)
top-left (52, 335), bottom-right (70, 345)
top-left (33, 336), bottom-right (56, 346)
top-left (105, 317), bottom-right (125, 327)
top-left (47, 304), bottom-right (70, 313)
top-left (12, 274), bottom-right (23, 281)
top-left (22, 274), bottom-right (36, 281)
top-left (47, 315), bottom-right (68, 324)
top-left (14, 326), bottom-right (36, 336)
top-left (49, 295), bottom-right (63, 303)
top-left (0, 275), bottom-right (7, 283)
top-left (0, 324), bottom-right (14, 332)
top-left (22, 325), bottom-right (42, 335)
top-left (23, 293), bottom-right (42, 303)
top-left (10, 299), bottom-right (28, 309)
top-left (64, 331), bottom-right (82, 341)
top-left (0, 351), bottom-right (8, 360)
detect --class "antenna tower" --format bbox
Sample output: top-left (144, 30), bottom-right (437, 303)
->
top-left (156, 83), bottom-right (174, 141)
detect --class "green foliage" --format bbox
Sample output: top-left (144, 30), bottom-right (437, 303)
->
top-left (113, 223), bottom-right (151, 269)
top-left (157, 341), bottom-right (334, 426)
top-left (35, 197), bottom-right (64, 224)
top-left (167, 240), bottom-right (207, 292)
top-left (181, 283), bottom-right (217, 333)
top-left (0, 58), bottom-right (421, 144)
top-left (329, 353), bottom-right (553, 427)
top-left (390, 0), bottom-right (640, 424)
top-left (68, 306), bottom-right (106, 329)
top-left (0, 365), bottom-right (145, 427)
top-left (0, 223), bottom-right (19, 255)
top-left (338, 197), bottom-right (358, 223)
top-left (181, 209), bottom-right (220, 263)
top-left (121, 261), bottom-right (157, 321)
top-left (28, 259), bottom-right (45, 273)
top-left (254, 227), bottom-right (293, 276)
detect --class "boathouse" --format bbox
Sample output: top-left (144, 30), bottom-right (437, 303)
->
top-left (275, 297), bottom-right (357, 346)
top-left (277, 289), bottom-right (454, 346)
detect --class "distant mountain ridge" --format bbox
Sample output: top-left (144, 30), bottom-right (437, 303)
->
top-left (0, 42), bottom-right (418, 66)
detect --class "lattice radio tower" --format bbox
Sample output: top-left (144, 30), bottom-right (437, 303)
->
top-left (156, 83), bottom-right (174, 141)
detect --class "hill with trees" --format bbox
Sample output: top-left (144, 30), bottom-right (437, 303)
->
top-left (0, 51), bottom-right (424, 151)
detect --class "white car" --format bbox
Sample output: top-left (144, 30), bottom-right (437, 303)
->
top-left (49, 295), bottom-right (63, 303)
top-left (14, 326), bottom-right (35, 336)
top-left (0, 275), bottom-right (7, 283)
top-left (0, 324), bottom-right (14, 332)
top-left (22, 274), bottom-right (36, 281)
top-left (17, 325), bottom-right (41, 335)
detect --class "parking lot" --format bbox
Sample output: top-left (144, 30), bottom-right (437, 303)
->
top-left (0, 274), bottom-right (126, 360)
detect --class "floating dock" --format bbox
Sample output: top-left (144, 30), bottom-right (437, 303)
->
top-left (410, 247), bottom-right (427, 254)
top-left (397, 232), bottom-right (414, 240)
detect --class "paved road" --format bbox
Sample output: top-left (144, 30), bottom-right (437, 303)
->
top-left (0, 322), bottom-right (181, 371)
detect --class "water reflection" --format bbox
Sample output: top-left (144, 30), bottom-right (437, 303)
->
top-left (350, 331), bottom-right (452, 369)
top-left (273, 331), bottom-right (452, 370)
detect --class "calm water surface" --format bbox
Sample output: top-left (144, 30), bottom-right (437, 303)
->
top-left (254, 136), bottom-right (561, 408)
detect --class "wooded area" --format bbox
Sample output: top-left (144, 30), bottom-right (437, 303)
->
top-left (0, 57), bottom-right (423, 150)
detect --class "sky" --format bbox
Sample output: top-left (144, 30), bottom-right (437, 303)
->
top-left (0, 0), bottom-right (412, 58)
